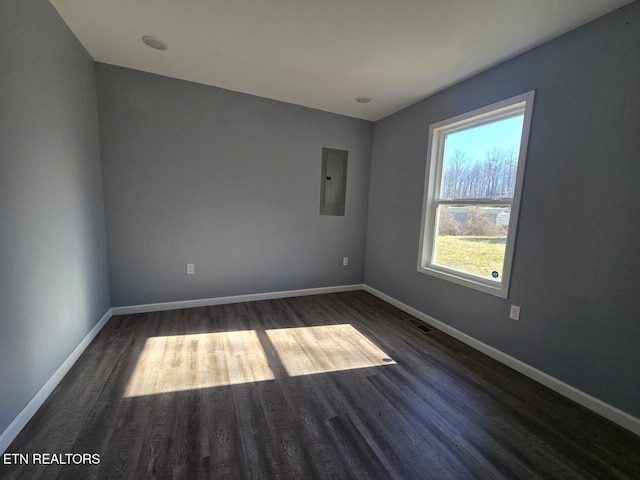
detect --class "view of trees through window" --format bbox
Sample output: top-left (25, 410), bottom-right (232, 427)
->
top-left (433, 115), bottom-right (524, 281)
top-left (440, 146), bottom-right (518, 200)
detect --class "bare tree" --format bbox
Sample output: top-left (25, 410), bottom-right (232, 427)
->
top-left (441, 146), bottom-right (518, 200)
top-left (441, 149), bottom-right (467, 198)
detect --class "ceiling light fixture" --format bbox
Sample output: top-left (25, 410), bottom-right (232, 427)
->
top-left (355, 96), bottom-right (372, 104)
top-left (142, 35), bottom-right (168, 51)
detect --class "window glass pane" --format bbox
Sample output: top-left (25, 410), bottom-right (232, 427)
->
top-left (440, 115), bottom-right (524, 200)
top-left (433, 205), bottom-right (509, 281)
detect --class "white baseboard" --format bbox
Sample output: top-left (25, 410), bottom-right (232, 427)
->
top-left (363, 285), bottom-right (640, 437)
top-left (111, 284), bottom-right (365, 315)
top-left (0, 308), bottom-right (113, 454)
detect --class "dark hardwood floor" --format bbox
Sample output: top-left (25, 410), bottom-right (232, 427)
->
top-left (2, 291), bottom-right (639, 479)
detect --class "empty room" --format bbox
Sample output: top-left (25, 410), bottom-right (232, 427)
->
top-left (1, 0), bottom-right (639, 478)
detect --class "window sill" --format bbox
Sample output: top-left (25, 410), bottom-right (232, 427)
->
top-left (417, 264), bottom-right (509, 298)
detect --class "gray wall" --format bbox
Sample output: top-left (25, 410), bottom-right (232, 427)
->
top-left (0, 0), bottom-right (111, 434)
top-left (96, 64), bottom-right (372, 307)
top-left (365, 2), bottom-right (640, 418)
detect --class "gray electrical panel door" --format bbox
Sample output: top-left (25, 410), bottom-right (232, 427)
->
top-left (320, 148), bottom-right (348, 216)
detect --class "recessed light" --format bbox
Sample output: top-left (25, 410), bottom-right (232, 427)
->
top-left (355, 96), bottom-right (372, 104)
top-left (142, 35), bottom-right (168, 51)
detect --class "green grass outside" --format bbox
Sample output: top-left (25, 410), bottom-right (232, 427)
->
top-left (434, 236), bottom-right (506, 280)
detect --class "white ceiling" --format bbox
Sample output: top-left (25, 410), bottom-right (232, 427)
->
top-left (50, 0), bottom-right (632, 121)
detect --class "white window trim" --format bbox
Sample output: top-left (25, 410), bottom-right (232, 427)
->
top-left (417, 91), bottom-right (535, 298)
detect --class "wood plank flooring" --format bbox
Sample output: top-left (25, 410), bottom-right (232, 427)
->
top-left (2, 291), bottom-right (639, 479)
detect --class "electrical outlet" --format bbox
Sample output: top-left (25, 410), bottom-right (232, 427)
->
top-left (187, 263), bottom-right (195, 274)
top-left (510, 305), bottom-right (521, 321)
top-left (343, 257), bottom-right (349, 266)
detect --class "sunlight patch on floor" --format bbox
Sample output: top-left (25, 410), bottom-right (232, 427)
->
top-left (266, 324), bottom-right (396, 377)
top-left (124, 330), bottom-right (274, 397)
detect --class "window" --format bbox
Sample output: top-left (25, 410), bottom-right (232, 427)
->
top-left (417, 91), bottom-right (534, 298)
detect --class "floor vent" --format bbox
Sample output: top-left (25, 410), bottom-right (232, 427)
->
top-left (402, 317), bottom-right (432, 335)
top-left (416, 325), bottom-right (432, 334)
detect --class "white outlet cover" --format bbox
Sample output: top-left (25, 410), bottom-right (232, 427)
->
top-left (510, 305), bottom-right (521, 321)
top-left (187, 263), bottom-right (195, 274)
top-left (343, 257), bottom-right (349, 266)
